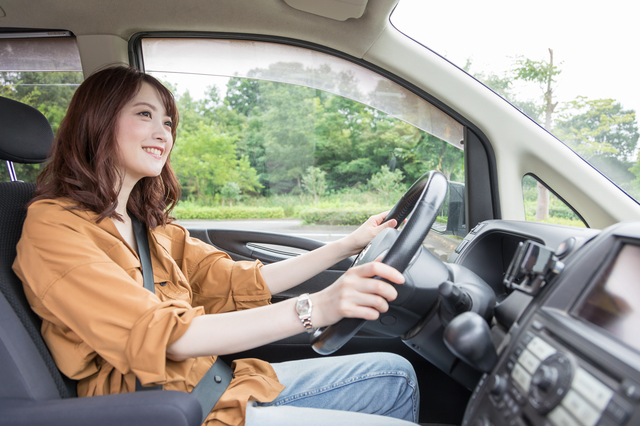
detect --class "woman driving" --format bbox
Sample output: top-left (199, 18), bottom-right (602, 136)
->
top-left (13, 66), bottom-right (420, 426)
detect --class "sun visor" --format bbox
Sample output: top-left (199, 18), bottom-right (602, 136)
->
top-left (283, 0), bottom-right (368, 21)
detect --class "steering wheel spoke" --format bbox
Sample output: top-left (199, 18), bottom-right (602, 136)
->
top-left (312, 170), bottom-right (450, 355)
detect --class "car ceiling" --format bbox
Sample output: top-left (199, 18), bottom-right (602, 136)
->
top-left (0, 0), bottom-right (399, 59)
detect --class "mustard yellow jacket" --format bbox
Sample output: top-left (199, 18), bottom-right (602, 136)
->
top-left (13, 198), bottom-right (284, 426)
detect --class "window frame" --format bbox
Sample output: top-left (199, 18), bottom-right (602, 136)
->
top-left (128, 31), bottom-right (501, 230)
top-left (522, 173), bottom-right (589, 228)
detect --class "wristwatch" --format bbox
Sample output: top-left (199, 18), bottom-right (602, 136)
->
top-left (296, 293), bottom-right (315, 333)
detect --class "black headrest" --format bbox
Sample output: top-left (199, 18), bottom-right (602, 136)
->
top-left (0, 96), bottom-right (54, 164)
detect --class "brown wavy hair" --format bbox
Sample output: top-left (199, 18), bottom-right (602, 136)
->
top-left (32, 66), bottom-right (181, 228)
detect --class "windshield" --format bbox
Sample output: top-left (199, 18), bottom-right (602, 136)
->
top-left (391, 0), bottom-right (640, 204)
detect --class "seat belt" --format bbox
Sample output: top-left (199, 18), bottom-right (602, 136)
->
top-left (132, 215), bottom-right (155, 294)
top-left (131, 215), bottom-right (233, 421)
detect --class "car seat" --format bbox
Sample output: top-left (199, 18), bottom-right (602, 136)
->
top-left (0, 96), bottom-right (202, 426)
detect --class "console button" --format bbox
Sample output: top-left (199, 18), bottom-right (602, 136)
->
top-left (605, 396), bottom-right (632, 425)
top-left (493, 396), bottom-right (505, 410)
top-left (510, 386), bottom-right (526, 405)
top-left (511, 364), bottom-right (532, 395)
top-left (548, 405), bottom-right (581, 426)
top-left (621, 379), bottom-right (640, 402)
top-left (520, 331), bottom-right (535, 346)
top-left (573, 369), bottom-right (613, 411)
top-left (528, 337), bottom-right (557, 360)
top-left (532, 320), bottom-right (545, 331)
top-left (562, 390), bottom-right (601, 426)
top-left (489, 374), bottom-right (508, 398)
top-left (533, 365), bottom-right (559, 393)
top-left (521, 332), bottom-right (534, 346)
top-left (530, 353), bottom-right (573, 414)
top-left (519, 349), bottom-right (542, 374)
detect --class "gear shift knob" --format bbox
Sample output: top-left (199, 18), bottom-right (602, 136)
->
top-left (443, 311), bottom-right (497, 373)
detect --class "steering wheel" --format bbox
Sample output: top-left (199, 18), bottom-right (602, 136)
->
top-left (311, 170), bottom-right (449, 355)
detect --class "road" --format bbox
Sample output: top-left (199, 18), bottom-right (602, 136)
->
top-left (177, 219), bottom-right (461, 261)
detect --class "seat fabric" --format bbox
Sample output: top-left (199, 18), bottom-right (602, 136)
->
top-left (0, 181), bottom-right (77, 398)
top-left (0, 96), bottom-right (202, 426)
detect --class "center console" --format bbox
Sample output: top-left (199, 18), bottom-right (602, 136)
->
top-left (462, 222), bottom-right (640, 426)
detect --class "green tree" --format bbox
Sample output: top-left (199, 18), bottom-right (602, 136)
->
top-left (220, 182), bottom-right (242, 206)
top-left (226, 78), bottom-right (261, 117)
top-left (235, 115), bottom-right (269, 193)
top-left (466, 60), bottom-right (540, 121)
top-left (368, 165), bottom-right (406, 204)
top-left (397, 130), bottom-right (463, 183)
top-left (470, 51), bottom-right (564, 220)
top-left (224, 63), bottom-right (465, 196)
top-left (555, 98), bottom-right (638, 196)
top-left (512, 49), bottom-right (562, 220)
top-left (513, 49), bottom-right (562, 131)
top-left (556, 98), bottom-right (638, 161)
top-left (263, 92), bottom-right (316, 192)
top-left (302, 166), bottom-right (327, 203)
top-left (171, 122), bottom-right (261, 201)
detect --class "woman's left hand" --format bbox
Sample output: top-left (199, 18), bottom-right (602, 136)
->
top-left (341, 211), bottom-right (397, 257)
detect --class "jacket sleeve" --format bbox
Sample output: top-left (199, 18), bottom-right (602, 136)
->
top-left (154, 224), bottom-right (272, 315)
top-left (13, 204), bottom-right (204, 386)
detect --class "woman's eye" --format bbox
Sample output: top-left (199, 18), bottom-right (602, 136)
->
top-left (164, 120), bottom-right (173, 128)
top-left (138, 111), bottom-right (151, 118)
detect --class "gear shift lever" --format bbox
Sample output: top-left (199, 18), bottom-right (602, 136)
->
top-left (443, 311), bottom-right (497, 373)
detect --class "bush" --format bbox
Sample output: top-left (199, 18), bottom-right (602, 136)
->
top-left (369, 166), bottom-right (405, 194)
top-left (299, 207), bottom-right (387, 225)
top-left (220, 182), bottom-right (242, 207)
top-left (302, 166), bottom-right (327, 203)
top-left (173, 204), bottom-right (285, 220)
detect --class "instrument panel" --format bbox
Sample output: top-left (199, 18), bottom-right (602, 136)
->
top-left (459, 222), bottom-right (640, 426)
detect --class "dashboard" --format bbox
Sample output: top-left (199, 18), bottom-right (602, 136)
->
top-left (454, 221), bottom-right (640, 426)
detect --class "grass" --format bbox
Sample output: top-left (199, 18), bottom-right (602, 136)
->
top-left (175, 189), bottom-right (403, 225)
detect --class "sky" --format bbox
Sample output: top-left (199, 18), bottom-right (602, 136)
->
top-left (391, 0), bottom-right (640, 118)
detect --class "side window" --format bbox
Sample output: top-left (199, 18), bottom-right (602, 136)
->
top-left (522, 174), bottom-right (586, 227)
top-left (140, 38), bottom-right (465, 257)
top-left (0, 33), bottom-right (83, 182)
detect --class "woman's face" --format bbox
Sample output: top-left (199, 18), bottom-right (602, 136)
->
top-left (115, 82), bottom-right (174, 188)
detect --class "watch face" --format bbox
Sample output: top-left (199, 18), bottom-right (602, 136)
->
top-left (296, 297), bottom-right (311, 316)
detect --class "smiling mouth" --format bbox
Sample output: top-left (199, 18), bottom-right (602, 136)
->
top-left (143, 147), bottom-right (163, 157)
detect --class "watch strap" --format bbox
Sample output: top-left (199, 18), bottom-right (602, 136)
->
top-left (296, 293), bottom-right (315, 333)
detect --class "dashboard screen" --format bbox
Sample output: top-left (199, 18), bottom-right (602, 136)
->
top-left (577, 244), bottom-right (640, 352)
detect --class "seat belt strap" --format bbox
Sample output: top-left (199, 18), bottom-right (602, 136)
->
top-left (190, 357), bottom-right (234, 421)
top-left (130, 215), bottom-right (233, 417)
top-left (131, 215), bottom-right (163, 392)
top-left (131, 215), bottom-right (155, 294)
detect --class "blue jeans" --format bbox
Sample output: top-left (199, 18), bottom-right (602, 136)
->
top-left (245, 352), bottom-right (420, 425)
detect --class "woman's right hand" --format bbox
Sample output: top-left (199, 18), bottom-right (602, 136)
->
top-left (168, 260), bottom-right (405, 360)
top-left (309, 261), bottom-right (405, 328)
